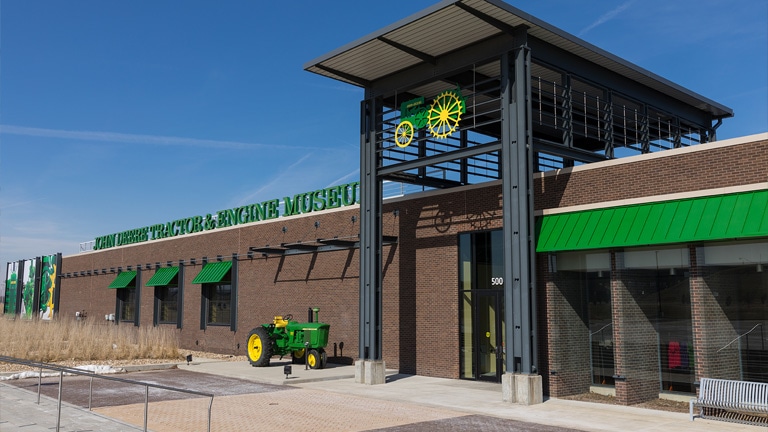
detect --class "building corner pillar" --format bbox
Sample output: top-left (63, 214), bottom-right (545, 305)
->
top-left (355, 359), bottom-right (366, 384)
top-left (503, 373), bottom-right (543, 405)
top-left (364, 360), bottom-right (386, 385)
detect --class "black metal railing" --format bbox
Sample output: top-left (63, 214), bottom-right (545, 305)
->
top-left (0, 355), bottom-right (214, 432)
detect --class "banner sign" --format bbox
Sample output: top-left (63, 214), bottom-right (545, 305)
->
top-left (39, 254), bottom-right (58, 320)
top-left (4, 262), bottom-right (18, 315)
top-left (20, 259), bottom-right (35, 319)
top-left (94, 181), bottom-right (360, 251)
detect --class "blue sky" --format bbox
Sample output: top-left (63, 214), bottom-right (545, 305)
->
top-left (1, 0), bottom-right (767, 281)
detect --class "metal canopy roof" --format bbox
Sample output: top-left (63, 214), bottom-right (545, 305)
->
top-left (304, 0), bottom-right (732, 118)
top-left (191, 261), bottom-right (232, 284)
top-left (108, 271), bottom-right (137, 289)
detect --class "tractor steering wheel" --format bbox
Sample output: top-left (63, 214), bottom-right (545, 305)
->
top-left (283, 314), bottom-right (293, 321)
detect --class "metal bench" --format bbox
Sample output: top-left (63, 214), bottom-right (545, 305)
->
top-left (690, 377), bottom-right (768, 424)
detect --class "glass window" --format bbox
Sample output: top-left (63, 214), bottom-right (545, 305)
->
top-left (553, 251), bottom-right (614, 386)
top-left (118, 287), bottom-right (136, 322)
top-left (156, 286), bottom-right (179, 324)
top-left (699, 240), bottom-right (768, 382)
top-left (622, 247), bottom-right (693, 393)
top-left (204, 282), bottom-right (231, 325)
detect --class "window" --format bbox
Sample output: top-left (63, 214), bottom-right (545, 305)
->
top-left (118, 287), bottom-right (136, 322)
top-left (698, 240), bottom-right (768, 383)
top-left (553, 251), bottom-right (614, 386)
top-left (621, 247), bottom-right (693, 393)
top-left (204, 282), bottom-right (231, 325)
top-left (156, 286), bottom-right (179, 324)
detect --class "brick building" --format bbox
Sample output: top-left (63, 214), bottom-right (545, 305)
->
top-left (46, 132), bottom-right (766, 406)
top-left (5, 0), bottom-right (767, 406)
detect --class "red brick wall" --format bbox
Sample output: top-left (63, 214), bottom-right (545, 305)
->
top-left (610, 255), bottom-right (661, 405)
top-left (689, 247), bottom-right (741, 382)
top-left (60, 208), bottom-right (369, 364)
top-left (534, 139), bottom-right (768, 210)
top-left (388, 185), bottom-right (504, 378)
top-left (542, 272), bottom-right (592, 397)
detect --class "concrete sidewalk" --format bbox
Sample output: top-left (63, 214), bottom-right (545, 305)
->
top-left (0, 381), bottom-right (144, 431)
top-left (0, 358), bottom-right (762, 431)
top-left (179, 359), bottom-right (758, 432)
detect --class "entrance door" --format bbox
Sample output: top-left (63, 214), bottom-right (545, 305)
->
top-left (459, 230), bottom-right (505, 382)
top-left (476, 290), bottom-right (505, 381)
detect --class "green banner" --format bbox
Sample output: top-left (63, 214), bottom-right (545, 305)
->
top-left (4, 262), bottom-right (18, 315)
top-left (21, 259), bottom-right (35, 319)
top-left (40, 255), bottom-right (57, 320)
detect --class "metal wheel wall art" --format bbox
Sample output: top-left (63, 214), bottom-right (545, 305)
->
top-left (395, 88), bottom-right (467, 148)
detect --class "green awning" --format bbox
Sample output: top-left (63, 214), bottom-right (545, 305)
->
top-left (145, 267), bottom-right (179, 286)
top-left (536, 190), bottom-right (768, 253)
top-left (108, 271), bottom-right (137, 289)
top-left (192, 261), bottom-right (232, 284)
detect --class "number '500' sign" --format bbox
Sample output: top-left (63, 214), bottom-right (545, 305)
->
top-left (491, 277), bottom-right (504, 286)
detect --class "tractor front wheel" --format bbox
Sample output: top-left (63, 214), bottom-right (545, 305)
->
top-left (319, 349), bottom-right (328, 369)
top-left (247, 327), bottom-right (272, 367)
top-left (291, 349), bottom-right (305, 364)
top-left (307, 349), bottom-right (322, 369)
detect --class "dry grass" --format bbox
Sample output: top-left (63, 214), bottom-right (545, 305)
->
top-left (0, 316), bottom-right (179, 362)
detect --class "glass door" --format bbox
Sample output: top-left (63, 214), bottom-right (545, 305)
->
top-left (459, 230), bottom-right (505, 382)
top-left (477, 290), bottom-right (505, 381)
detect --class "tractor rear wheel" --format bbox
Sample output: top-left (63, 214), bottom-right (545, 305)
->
top-left (307, 349), bottom-right (321, 369)
top-left (247, 327), bottom-right (272, 367)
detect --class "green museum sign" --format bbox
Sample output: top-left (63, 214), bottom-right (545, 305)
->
top-left (93, 181), bottom-right (360, 251)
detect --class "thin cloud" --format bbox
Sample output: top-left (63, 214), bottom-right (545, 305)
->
top-left (0, 125), bottom-right (318, 151)
top-left (0, 197), bottom-right (45, 211)
top-left (234, 153), bottom-right (315, 206)
top-left (326, 169), bottom-right (360, 188)
top-left (578, 1), bottom-right (635, 37)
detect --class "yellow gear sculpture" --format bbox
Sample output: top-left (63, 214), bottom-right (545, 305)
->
top-left (427, 90), bottom-right (464, 139)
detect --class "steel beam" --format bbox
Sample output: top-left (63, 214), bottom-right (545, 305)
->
top-left (230, 253), bottom-right (238, 333)
top-left (377, 141), bottom-right (502, 177)
top-left (502, 27), bottom-right (536, 375)
top-left (377, 36), bottom-right (436, 64)
top-left (360, 96), bottom-right (383, 360)
top-left (533, 138), bottom-right (607, 164)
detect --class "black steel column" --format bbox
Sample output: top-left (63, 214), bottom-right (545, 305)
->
top-left (177, 263), bottom-right (184, 329)
top-left (134, 268), bottom-right (141, 327)
top-left (359, 96), bottom-right (383, 360)
top-left (502, 26), bottom-right (536, 375)
top-left (230, 253), bottom-right (238, 332)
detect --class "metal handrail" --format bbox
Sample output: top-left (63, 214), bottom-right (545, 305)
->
top-left (717, 323), bottom-right (763, 353)
top-left (590, 322), bottom-right (612, 337)
top-left (0, 355), bottom-right (214, 432)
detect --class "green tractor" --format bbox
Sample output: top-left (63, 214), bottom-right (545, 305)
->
top-left (246, 310), bottom-right (330, 369)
